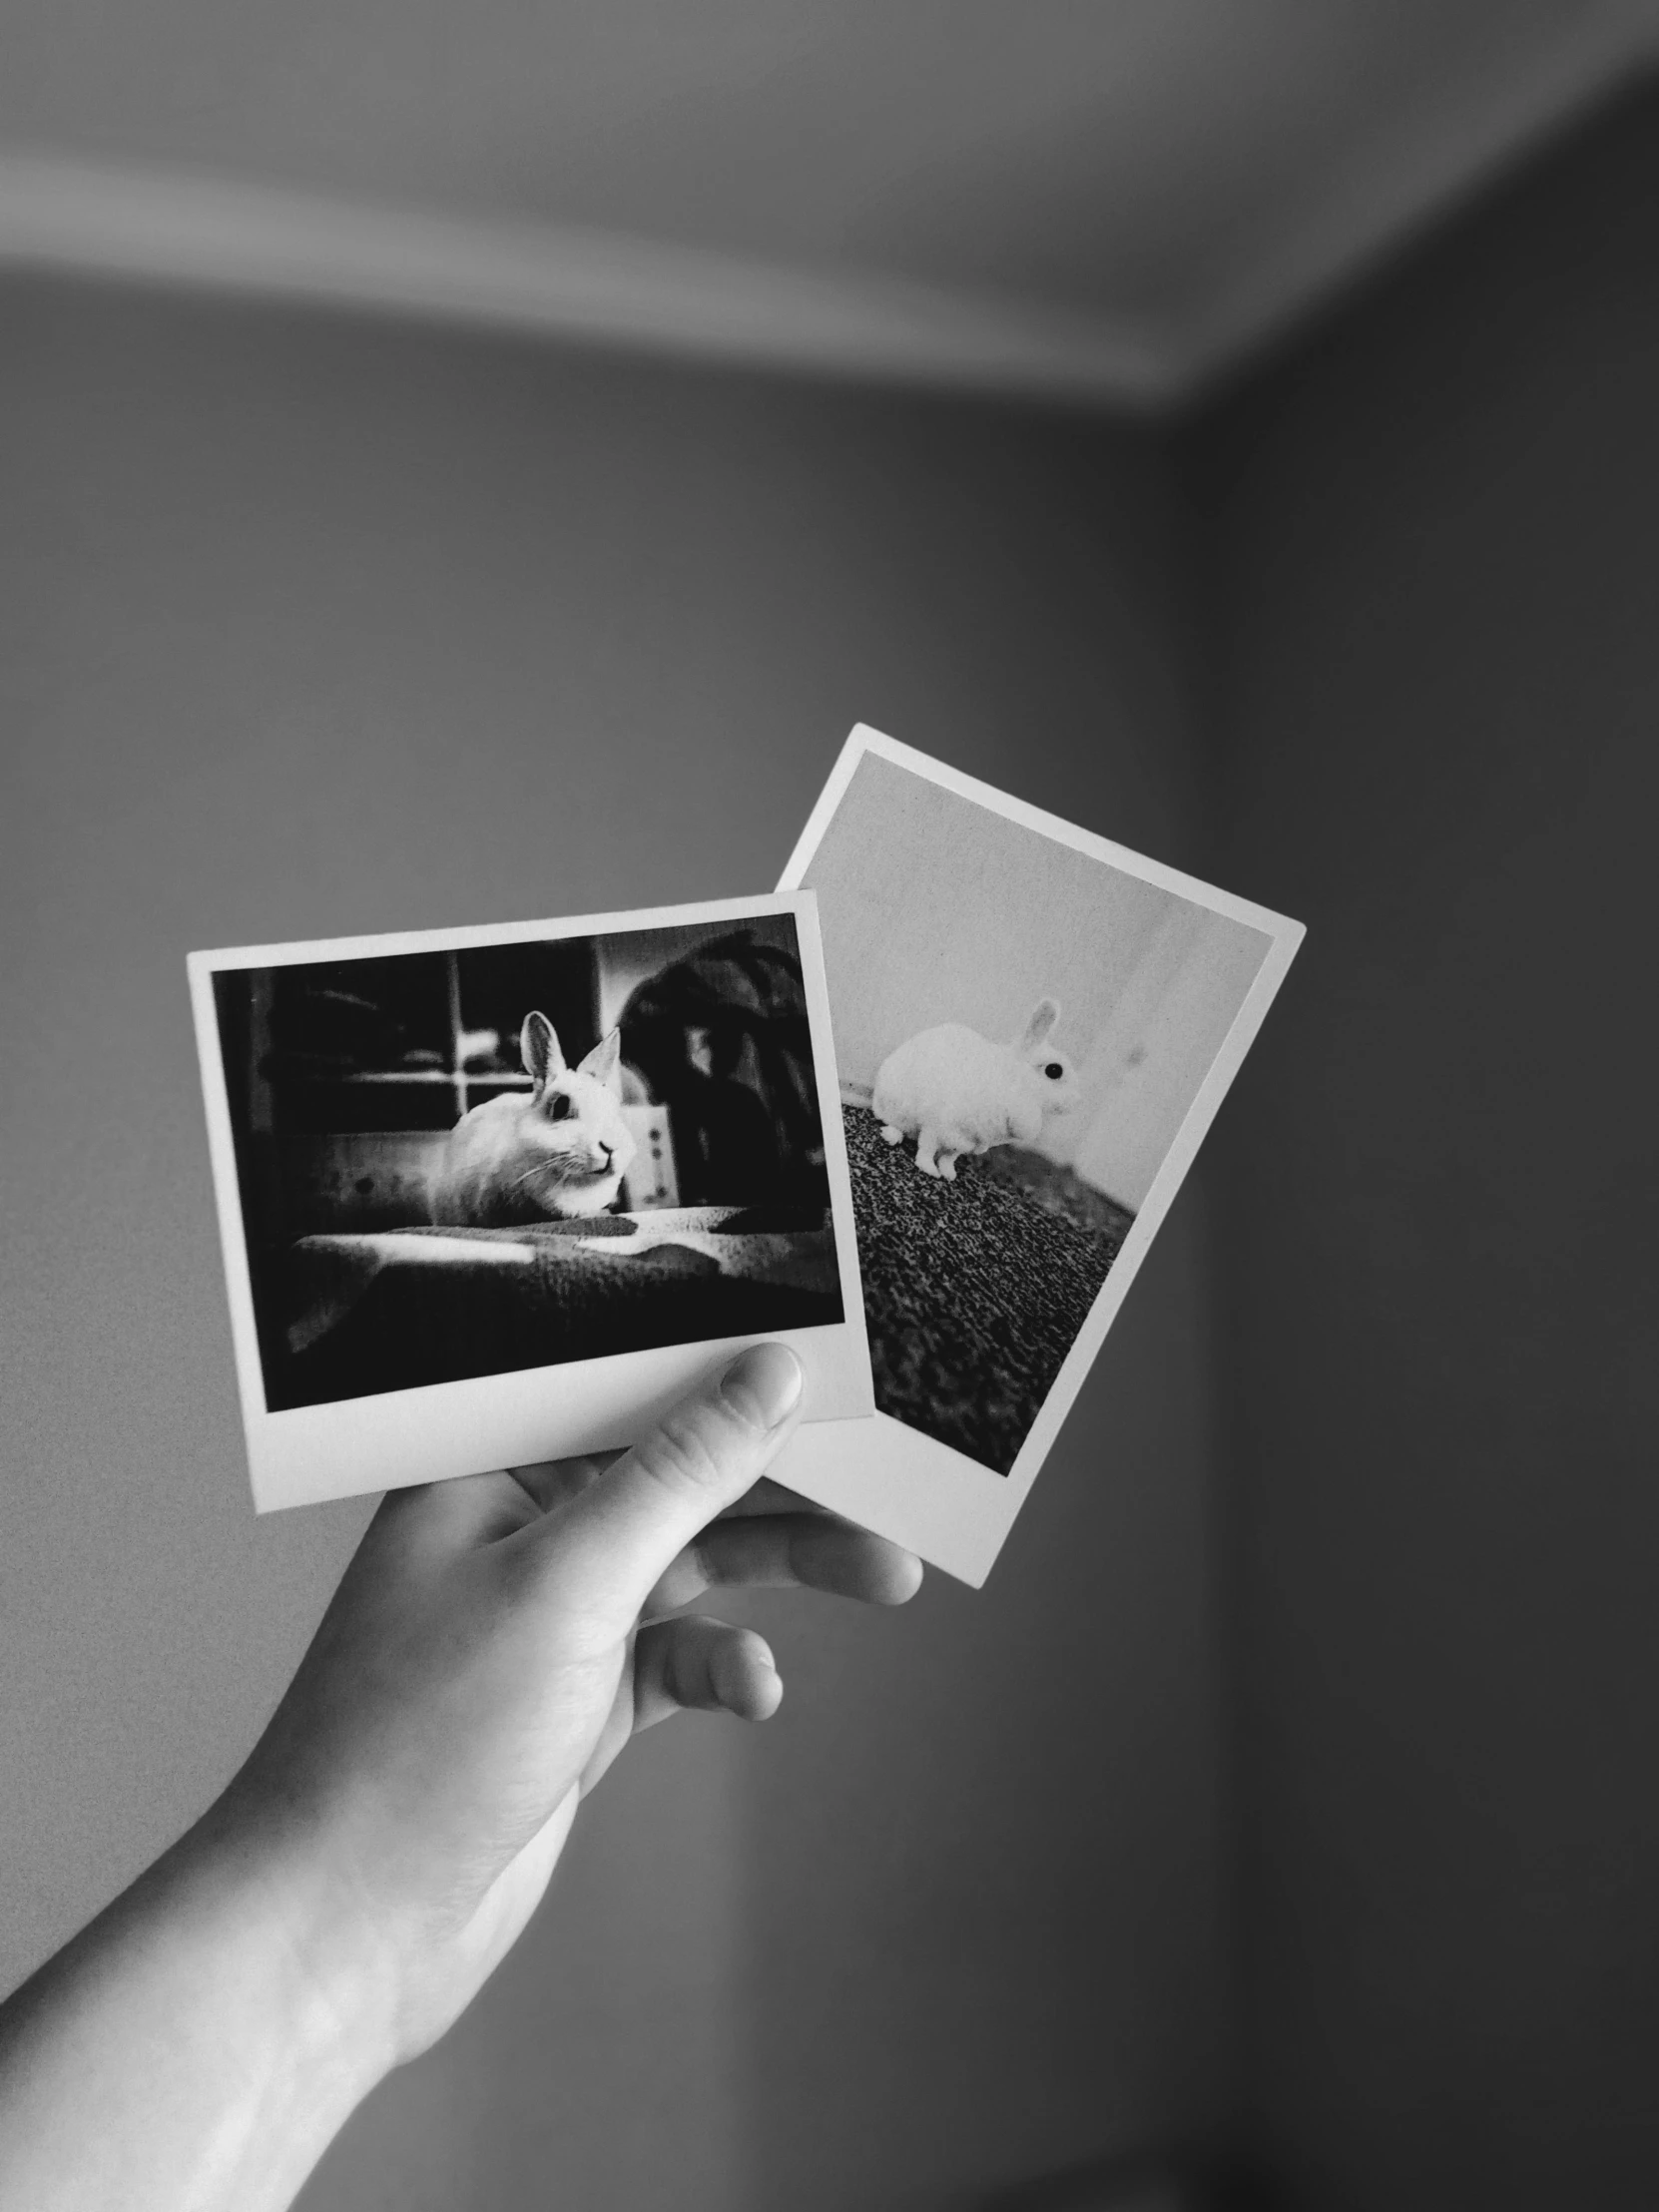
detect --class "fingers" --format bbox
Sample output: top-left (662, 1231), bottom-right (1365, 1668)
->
top-left (511, 1345), bottom-right (804, 1641)
top-left (507, 1466), bottom-right (820, 1528)
top-left (632, 1614), bottom-right (783, 1730)
top-left (645, 1515), bottom-right (924, 1617)
top-left (694, 1475), bottom-right (833, 1522)
top-left (361, 1467), bottom-right (541, 1560)
top-left (505, 1452), bottom-right (616, 1518)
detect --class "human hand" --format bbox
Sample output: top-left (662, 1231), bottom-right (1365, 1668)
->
top-left (214, 1344), bottom-right (921, 2073)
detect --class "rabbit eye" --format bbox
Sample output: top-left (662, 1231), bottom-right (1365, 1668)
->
top-left (1044, 1061), bottom-right (1064, 1081)
top-left (547, 1091), bottom-right (573, 1121)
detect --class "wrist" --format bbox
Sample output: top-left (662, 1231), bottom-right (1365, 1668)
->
top-left (0, 1800), bottom-right (397, 2212)
top-left (187, 1784), bottom-right (405, 2103)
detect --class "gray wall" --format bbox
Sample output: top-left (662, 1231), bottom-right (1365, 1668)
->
top-left (1185, 81), bottom-right (1659, 2211)
top-left (0, 280), bottom-right (1230, 2208)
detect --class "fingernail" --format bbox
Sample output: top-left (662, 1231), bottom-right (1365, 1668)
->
top-left (720, 1344), bottom-right (803, 1429)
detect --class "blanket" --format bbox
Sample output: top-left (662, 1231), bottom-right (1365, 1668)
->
top-left (265, 1207), bottom-right (842, 1410)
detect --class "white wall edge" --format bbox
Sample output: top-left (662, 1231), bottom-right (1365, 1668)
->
top-left (0, 152), bottom-right (1175, 411)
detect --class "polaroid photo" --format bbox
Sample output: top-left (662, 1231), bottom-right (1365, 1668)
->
top-left (189, 892), bottom-right (871, 1512)
top-left (772, 727), bottom-right (1305, 1585)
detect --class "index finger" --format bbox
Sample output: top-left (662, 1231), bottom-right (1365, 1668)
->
top-left (508, 1464), bottom-right (830, 1528)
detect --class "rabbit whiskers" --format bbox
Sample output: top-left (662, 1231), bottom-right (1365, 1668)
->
top-left (508, 1159), bottom-right (562, 1189)
top-left (506, 1156), bottom-right (609, 1191)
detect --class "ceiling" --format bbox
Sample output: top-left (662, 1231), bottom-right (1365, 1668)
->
top-left (2, 0), bottom-right (1655, 406)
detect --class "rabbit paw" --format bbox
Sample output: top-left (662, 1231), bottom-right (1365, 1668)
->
top-left (879, 1123), bottom-right (903, 1146)
top-left (914, 1129), bottom-right (962, 1179)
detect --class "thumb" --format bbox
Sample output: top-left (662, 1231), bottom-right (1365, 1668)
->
top-left (520, 1345), bottom-right (804, 1637)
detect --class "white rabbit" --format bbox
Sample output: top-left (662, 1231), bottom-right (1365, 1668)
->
top-left (429, 1011), bottom-right (638, 1226)
top-left (871, 997), bottom-right (1080, 1181)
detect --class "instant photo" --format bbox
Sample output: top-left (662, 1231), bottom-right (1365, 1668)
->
top-left (190, 894), bottom-right (871, 1511)
top-left (774, 729), bottom-right (1304, 1585)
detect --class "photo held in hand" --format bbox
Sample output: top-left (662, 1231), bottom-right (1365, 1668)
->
top-left (190, 729), bottom-right (1301, 1581)
top-left (189, 893), bottom-right (871, 1512)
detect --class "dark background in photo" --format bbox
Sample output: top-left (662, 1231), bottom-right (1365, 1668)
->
top-left (212, 918), bottom-right (841, 1409)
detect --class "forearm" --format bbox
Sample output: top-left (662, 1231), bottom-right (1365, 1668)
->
top-left (0, 1352), bottom-right (907, 2209)
top-left (0, 1809), bottom-right (393, 2212)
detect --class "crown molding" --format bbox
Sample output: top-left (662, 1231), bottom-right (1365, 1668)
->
top-left (0, 153), bottom-right (1175, 411)
top-left (3, 7), bottom-right (1654, 418)
top-left (1170, 4), bottom-right (1659, 397)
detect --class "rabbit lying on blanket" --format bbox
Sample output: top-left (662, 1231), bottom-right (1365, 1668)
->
top-left (872, 996), bottom-right (1080, 1181)
top-left (430, 1011), bottom-right (638, 1226)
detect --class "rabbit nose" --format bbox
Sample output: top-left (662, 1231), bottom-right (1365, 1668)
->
top-left (598, 1141), bottom-right (614, 1164)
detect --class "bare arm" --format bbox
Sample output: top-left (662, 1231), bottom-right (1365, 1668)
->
top-left (0, 1346), bottom-right (920, 2212)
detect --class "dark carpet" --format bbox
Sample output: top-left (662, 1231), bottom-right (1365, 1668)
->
top-left (843, 1107), bottom-right (1134, 1475)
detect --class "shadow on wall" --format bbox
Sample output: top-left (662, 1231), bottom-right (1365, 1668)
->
top-left (960, 2145), bottom-right (1239, 2209)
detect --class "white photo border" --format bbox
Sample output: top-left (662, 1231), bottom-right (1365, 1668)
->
top-left (189, 891), bottom-right (872, 1513)
top-left (772, 725), bottom-right (1305, 1586)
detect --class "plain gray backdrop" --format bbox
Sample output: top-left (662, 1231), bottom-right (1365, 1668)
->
top-left (0, 282), bottom-right (1226, 2210)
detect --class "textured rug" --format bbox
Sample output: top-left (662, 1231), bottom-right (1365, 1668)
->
top-left (843, 1106), bottom-right (1134, 1475)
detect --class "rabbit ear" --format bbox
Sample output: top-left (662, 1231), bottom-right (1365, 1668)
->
top-left (1016, 997), bottom-right (1061, 1054)
top-left (520, 1011), bottom-right (566, 1088)
top-left (577, 1027), bottom-right (623, 1094)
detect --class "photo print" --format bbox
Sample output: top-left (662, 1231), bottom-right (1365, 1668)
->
top-left (190, 894), bottom-right (871, 1511)
top-left (772, 728), bottom-right (1304, 1585)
